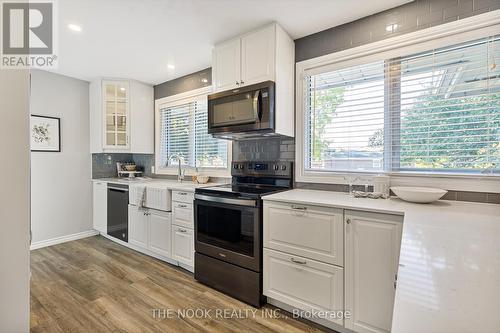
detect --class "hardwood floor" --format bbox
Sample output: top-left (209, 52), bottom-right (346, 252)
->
top-left (30, 236), bottom-right (330, 332)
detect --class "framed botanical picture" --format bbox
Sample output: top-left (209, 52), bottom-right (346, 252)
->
top-left (30, 115), bottom-right (61, 152)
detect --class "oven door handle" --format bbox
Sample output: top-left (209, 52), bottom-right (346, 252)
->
top-left (195, 194), bottom-right (257, 207)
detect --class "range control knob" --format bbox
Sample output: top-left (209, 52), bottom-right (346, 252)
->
top-left (233, 164), bottom-right (239, 169)
top-left (281, 165), bottom-right (287, 171)
top-left (239, 164), bottom-right (244, 169)
top-left (273, 165), bottom-right (279, 171)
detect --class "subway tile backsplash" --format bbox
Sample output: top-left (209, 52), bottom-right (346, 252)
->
top-left (92, 149), bottom-right (498, 204)
top-left (232, 137), bottom-right (295, 162)
top-left (92, 153), bottom-right (133, 179)
top-left (92, 153), bottom-right (155, 178)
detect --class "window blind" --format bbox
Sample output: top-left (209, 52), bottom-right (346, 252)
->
top-left (159, 102), bottom-right (192, 167)
top-left (303, 35), bottom-right (499, 175)
top-left (159, 98), bottom-right (228, 170)
top-left (305, 61), bottom-right (386, 172)
top-left (394, 36), bottom-right (499, 172)
top-left (194, 100), bottom-right (227, 168)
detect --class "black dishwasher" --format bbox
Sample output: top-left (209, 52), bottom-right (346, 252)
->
top-left (107, 183), bottom-right (129, 242)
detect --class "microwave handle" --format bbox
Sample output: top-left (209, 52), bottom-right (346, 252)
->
top-left (253, 90), bottom-right (261, 121)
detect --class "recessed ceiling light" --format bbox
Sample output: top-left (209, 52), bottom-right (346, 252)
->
top-left (167, 64), bottom-right (175, 69)
top-left (120, 87), bottom-right (126, 91)
top-left (68, 24), bottom-right (82, 32)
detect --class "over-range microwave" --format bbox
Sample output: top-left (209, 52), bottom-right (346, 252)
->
top-left (208, 81), bottom-right (275, 139)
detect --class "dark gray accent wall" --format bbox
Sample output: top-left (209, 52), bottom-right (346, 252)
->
top-left (295, 0), bottom-right (500, 62)
top-left (154, 68), bottom-right (211, 100)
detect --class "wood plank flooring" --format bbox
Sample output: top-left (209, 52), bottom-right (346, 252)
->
top-left (30, 236), bottom-right (330, 332)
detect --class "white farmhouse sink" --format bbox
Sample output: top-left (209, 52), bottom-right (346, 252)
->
top-left (391, 186), bottom-right (447, 203)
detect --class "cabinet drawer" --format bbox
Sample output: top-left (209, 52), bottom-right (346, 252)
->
top-left (264, 202), bottom-right (344, 266)
top-left (172, 190), bottom-right (194, 204)
top-left (172, 202), bottom-right (194, 228)
top-left (263, 249), bottom-right (344, 325)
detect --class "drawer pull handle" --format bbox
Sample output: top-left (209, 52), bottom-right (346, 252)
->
top-left (178, 192), bottom-right (187, 195)
top-left (346, 218), bottom-right (351, 224)
top-left (178, 229), bottom-right (187, 233)
top-left (291, 205), bottom-right (307, 211)
top-left (291, 258), bottom-right (307, 265)
top-left (178, 204), bottom-right (187, 208)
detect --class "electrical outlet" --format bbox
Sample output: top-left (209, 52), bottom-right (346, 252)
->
top-left (151, 166), bottom-right (155, 174)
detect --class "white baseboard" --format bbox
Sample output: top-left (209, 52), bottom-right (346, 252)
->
top-left (30, 229), bottom-right (99, 250)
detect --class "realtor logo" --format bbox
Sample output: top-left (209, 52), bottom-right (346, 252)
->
top-left (1, 0), bottom-right (57, 68)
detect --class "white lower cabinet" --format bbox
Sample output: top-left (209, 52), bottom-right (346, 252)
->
top-left (128, 205), bottom-right (148, 248)
top-left (263, 200), bottom-right (403, 333)
top-left (148, 210), bottom-right (172, 258)
top-left (264, 202), bottom-right (344, 266)
top-left (171, 225), bottom-right (194, 267)
top-left (128, 205), bottom-right (172, 258)
top-left (263, 248), bottom-right (344, 325)
top-left (92, 182), bottom-right (107, 233)
top-left (344, 210), bottom-right (403, 333)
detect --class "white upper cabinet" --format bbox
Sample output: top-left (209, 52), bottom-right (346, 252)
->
top-left (212, 22), bottom-right (295, 137)
top-left (90, 79), bottom-right (153, 153)
top-left (212, 22), bottom-right (294, 91)
top-left (102, 80), bottom-right (130, 150)
top-left (344, 210), bottom-right (403, 333)
top-left (240, 24), bottom-right (276, 86)
top-left (213, 38), bottom-right (241, 92)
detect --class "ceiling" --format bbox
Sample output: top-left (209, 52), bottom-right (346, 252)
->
top-left (52, 0), bottom-right (412, 85)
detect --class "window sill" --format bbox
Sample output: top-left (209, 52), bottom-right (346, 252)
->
top-left (296, 170), bottom-right (500, 193)
top-left (155, 167), bottom-right (231, 179)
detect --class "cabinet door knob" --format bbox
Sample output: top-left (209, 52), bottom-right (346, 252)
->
top-left (178, 228), bottom-right (187, 233)
top-left (240, 80), bottom-right (244, 85)
top-left (346, 218), bottom-right (351, 224)
top-left (235, 81), bottom-right (239, 85)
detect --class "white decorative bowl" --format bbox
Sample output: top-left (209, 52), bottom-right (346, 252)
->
top-left (390, 186), bottom-right (447, 203)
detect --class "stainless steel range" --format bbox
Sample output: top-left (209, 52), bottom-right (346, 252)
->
top-left (194, 161), bottom-right (292, 307)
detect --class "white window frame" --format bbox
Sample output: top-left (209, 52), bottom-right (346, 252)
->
top-left (154, 86), bottom-right (232, 178)
top-left (295, 10), bottom-right (500, 192)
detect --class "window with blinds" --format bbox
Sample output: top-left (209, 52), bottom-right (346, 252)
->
top-left (159, 98), bottom-right (227, 169)
top-left (305, 61), bottom-right (386, 172)
top-left (304, 35), bottom-right (499, 175)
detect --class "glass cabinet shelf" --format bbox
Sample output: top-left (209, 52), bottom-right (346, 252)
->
top-left (103, 81), bottom-right (129, 149)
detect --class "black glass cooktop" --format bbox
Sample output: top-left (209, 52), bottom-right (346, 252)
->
top-left (197, 183), bottom-right (288, 198)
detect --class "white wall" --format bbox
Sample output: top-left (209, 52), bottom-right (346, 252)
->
top-left (0, 70), bottom-right (31, 332)
top-left (30, 70), bottom-right (92, 245)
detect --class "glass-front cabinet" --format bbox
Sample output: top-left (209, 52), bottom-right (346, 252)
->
top-left (103, 80), bottom-right (129, 149)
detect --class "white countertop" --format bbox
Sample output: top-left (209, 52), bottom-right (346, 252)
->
top-left (92, 178), bottom-right (224, 192)
top-left (263, 189), bottom-right (500, 333)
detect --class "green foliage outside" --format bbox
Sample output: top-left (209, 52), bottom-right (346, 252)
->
top-left (312, 85), bottom-right (499, 172)
top-left (397, 93), bottom-right (499, 170)
top-left (310, 86), bottom-right (345, 161)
